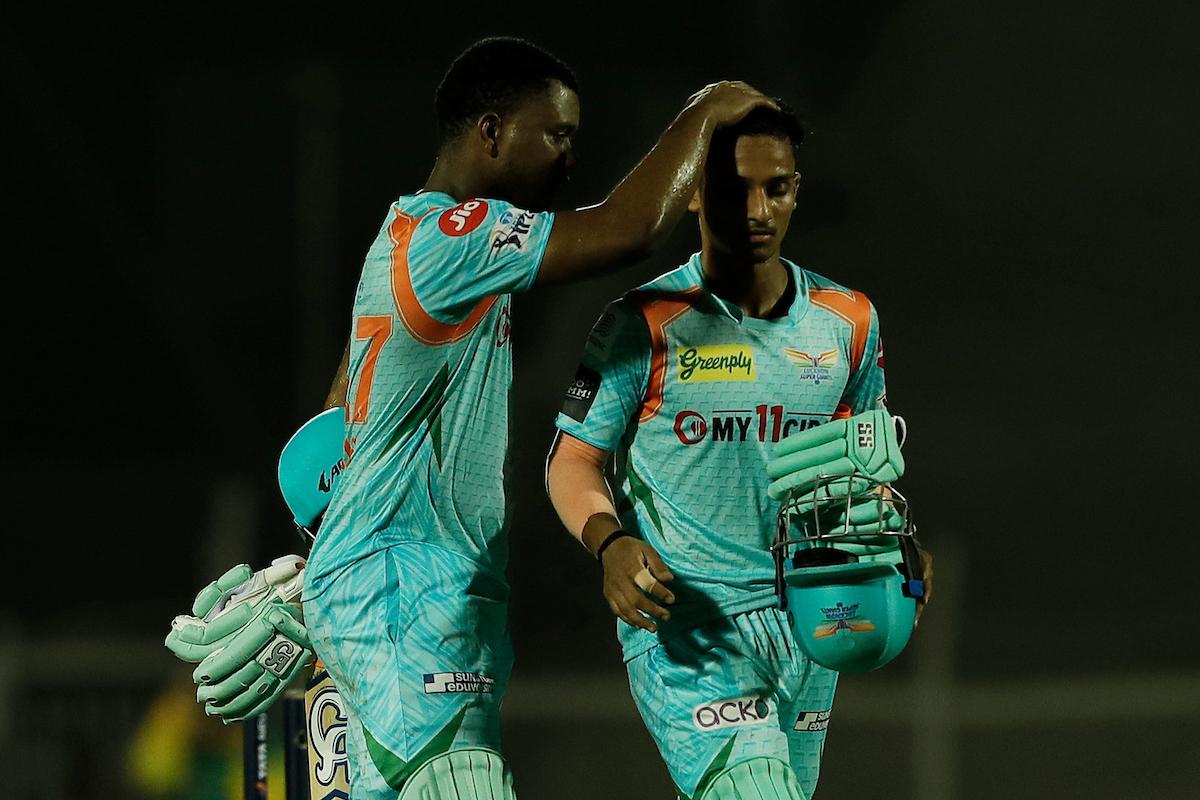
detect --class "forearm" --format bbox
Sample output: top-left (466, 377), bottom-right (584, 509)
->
top-left (537, 107), bottom-right (713, 283)
top-left (545, 433), bottom-right (624, 556)
top-left (323, 342), bottom-right (350, 410)
top-left (596, 106), bottom-right (714, 254)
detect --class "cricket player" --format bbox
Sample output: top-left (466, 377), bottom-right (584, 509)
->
top-left (546, 103), bottom-right (929, 799)
top-left (166, 38), bottom-right (780, 800)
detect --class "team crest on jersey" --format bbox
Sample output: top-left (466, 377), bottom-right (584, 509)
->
top-left (438, 200), bottom-right (489, 237)
top-left (784, 347), bottom-right (838, 385)
top-left (677, 345), bottom-right (756, 382)
top-left (489, 209), bottom-right (537, 254)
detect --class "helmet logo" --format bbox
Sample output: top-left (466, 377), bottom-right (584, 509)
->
top-left (814, 601), bottom-right (877, 639)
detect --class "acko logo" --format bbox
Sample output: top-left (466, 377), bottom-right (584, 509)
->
top-left (316, 437), bottom-right (357, 494)
top-left (438, 200), bottom-right (489, 236)
top-left (677, 345), bottom-right (755, 382)
top-left (674, 406), bottom-right (824, 445)
top-left (692, 697), bottom-right (771, 731)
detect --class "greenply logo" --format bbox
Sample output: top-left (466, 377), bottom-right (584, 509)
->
top-left (677, 345), bottom-right (756, 382)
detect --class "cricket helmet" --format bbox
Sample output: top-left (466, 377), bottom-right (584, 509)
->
top-left (773, 474), bottom-right (925, 674)
top-left (277, 407), bottom-right (348, 536)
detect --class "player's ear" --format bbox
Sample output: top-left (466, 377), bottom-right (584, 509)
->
top-left (687, 188), bottom-right (701, 213)
top-left (792, 172), bottom-right (801, 192)
top-left (477, 112), bottom-right (502, 158)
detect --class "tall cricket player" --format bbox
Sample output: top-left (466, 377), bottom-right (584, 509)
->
top-left (546, 104), bottom-right (931, 799)
top-left (170, 36), bottom-right (779, 800)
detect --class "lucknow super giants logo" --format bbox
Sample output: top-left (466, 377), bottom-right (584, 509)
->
top-left (784, 347), bottom-right (839, 385)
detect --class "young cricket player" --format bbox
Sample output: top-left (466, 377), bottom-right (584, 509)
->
top-left (546, 103), bottom-right (928, 800)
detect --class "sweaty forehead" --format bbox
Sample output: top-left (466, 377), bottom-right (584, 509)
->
top-left (515, 80), bottom-right (580, 127)
top-left (733, 135), bottom-right (795, 176)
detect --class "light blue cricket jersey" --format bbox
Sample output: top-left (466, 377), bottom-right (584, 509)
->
top-left (304, 192), bottom-right (554, 599)
top-left (555, 254), bottom-right (887, 658)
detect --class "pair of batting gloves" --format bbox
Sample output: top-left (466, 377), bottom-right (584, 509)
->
top-left (165, 556), bottom-right (314, 723)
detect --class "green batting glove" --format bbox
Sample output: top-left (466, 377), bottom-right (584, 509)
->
top-left (767, 409), bottom-right (905, 501)
top-left (165, 555), bottom-right (314, 724)
top-left (194, 603), bottom-right (313, 723)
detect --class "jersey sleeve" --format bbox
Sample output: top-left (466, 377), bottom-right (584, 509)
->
top-left (840, 301), bottom-right (888, 413)
top-left (407, 198), bottom-right (555, 322)
top-left (555, 300), bottom-right (652, 452)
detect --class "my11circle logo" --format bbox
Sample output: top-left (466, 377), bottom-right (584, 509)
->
top-left (674, 405), bottom-right (824, 445)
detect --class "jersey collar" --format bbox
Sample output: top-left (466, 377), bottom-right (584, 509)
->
top-left (683, 252), bottom-right (810, 329)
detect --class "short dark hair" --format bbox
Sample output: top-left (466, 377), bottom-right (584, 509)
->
top-left (712, 101), bottom-right (806, 164)
top-left (435, 37), bottom-right (578, 142)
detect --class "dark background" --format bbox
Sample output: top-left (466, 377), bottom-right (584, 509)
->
top-left (3, 2), bottom-right (1198, 798)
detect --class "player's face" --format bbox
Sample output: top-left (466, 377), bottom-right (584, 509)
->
top-left (495, 80), bottom-right (580, 211)
top-left (699, 134), bottom-right (799, 264)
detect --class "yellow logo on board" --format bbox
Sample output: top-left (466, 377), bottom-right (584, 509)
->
top-left (677, 345), bottom-right (756, 382)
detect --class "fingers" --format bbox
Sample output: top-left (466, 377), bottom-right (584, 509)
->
top-left (191, 564), bottom-right (253, 617)
top-left (641, 548), bottom-right (675, 584)
top-left (193, 618), bottom-right (275, 685)
top-left (207, 670), bottom-right (278, 720)
top-left (607, 584), bottom-right (671, 633)
top-left (265, 604), bottom-right (311, 649)
top-left (197, 659), bottom-right (262, 705)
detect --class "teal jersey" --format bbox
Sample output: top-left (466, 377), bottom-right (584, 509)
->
top-left (305, 192), bottom-right (554, 599)
top-left (555, 254), bottom-right (886, 659)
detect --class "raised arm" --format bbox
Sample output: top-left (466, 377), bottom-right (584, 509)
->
top-left (536, 82), bottom-right (777, 284)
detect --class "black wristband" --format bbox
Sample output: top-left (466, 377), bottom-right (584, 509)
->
top-left (594, 530), bottom-right (632, 562)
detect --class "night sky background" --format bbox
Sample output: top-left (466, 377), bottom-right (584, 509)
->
top-left (4, 2), bottom-right (1198, 798)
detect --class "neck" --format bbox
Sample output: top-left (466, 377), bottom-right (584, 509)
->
top-left (424, 146), bottom-right (492, 202)
top-left (700, 246), bottom-right (791, 319)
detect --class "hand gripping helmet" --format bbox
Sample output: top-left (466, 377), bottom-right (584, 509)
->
top-left (772, 468), bottom-right (925, 674)
top-left (277, 407), bottom-right (349, 540)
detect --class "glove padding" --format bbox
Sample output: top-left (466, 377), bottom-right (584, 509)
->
top-left (165, 555), bottom-right (314, 723)
top-left (788, 489), bottom-right (906, 554)
top-left (767, 409), bottom-right (905, 501)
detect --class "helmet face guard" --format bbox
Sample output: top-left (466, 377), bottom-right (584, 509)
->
top-left (772, 473), bottom-right (925, 674)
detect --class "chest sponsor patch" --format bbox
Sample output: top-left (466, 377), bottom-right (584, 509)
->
top-left (692, 696), bottom-right (771, 731)
top-left (423, 672), bottom-right (496, 694)
top-left (562, 365), bottom-right (601, 422)
top-left (677, 344), bottom-right (756, 383)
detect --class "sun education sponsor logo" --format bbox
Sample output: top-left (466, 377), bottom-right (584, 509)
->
top-left (813, 601), bottom-right (876, 639)
top-left (423, 672), bottom-right (496, 694)
top-left (784, 347), bottom-right (838, 385)
top-left (794, 709), bottom-right (831, 732)
top-left (677, 345), bottom-right (756, 383)
top-left (692, 696), bottom-right (771, 731)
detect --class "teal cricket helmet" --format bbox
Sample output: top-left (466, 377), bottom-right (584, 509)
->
top-left (773, 475), bottom-right (925, 674)
top-left (277, 407), bottom-right (348, 535)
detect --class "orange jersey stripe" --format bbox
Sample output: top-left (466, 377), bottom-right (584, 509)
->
top-left (636, 290), bottom-right (701, 423)
top-left (809, 288), bottom-right (872, 374)
top-left (388, 208), bottom-right (497, 346)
